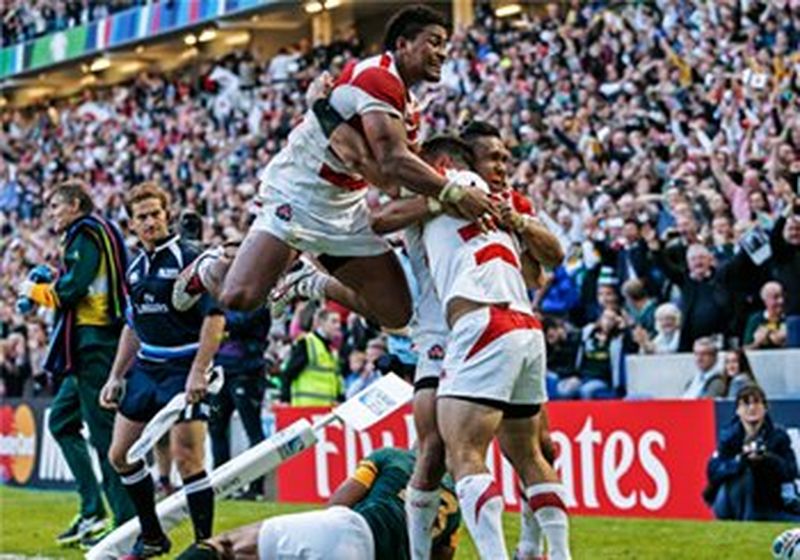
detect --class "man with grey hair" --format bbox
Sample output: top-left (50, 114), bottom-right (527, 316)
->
top-left (655, 242), bottom-right (732, 351)
top-left (743, 281), bottom-right (786, 349)
top-left (682, 337), bottom-right (725, 399)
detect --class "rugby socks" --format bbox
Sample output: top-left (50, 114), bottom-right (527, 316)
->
top-left (525, 483), bottom-right (571, 560)
top-left (184, 470), bottom-right (214, 540)
top-left (120, 463), bottom-right (163, 540)
top-left (404, 485), bottom-right (440, 560)
top-left (517, 485), bottom-right (545, 559)
top-left (455, 473), bottom-right (508, 559)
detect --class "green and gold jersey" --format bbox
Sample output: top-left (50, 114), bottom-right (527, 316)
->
top-left (351, 447), bottom-right (460, 560)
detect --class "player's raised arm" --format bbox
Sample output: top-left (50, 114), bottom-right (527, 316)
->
top-left (370, 195), bottom-right (437, 234)
top-left (501, 204), bottom-right (565, 269)
top-left (361, 111), bottom-right (498, 224)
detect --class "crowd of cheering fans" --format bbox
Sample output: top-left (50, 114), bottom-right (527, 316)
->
top-left (1, 0), bottom-right (799, 401)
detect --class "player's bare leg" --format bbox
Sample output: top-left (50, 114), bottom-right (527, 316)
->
top-left (271, 252), bottom-right (412, 328)
top-left (172, 421), bottom-right (214, 540)
top-left (438, 397), bottom-right (508, 559)
top-left (324, 251), bottom-right (413, 328)
top-left (508, 406), bottom-right (556, 560)
top-left (175, 521), bottom-right (261, 560)
top-left (498, 413), bottom-right (571, 560)
top-left (219, 230), bottom-right (297, 311)
top-left (406, 387), bottom-right (446, 560)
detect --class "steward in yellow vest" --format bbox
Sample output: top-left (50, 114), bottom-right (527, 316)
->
top-left (281, 308), bottom-right (344, 406)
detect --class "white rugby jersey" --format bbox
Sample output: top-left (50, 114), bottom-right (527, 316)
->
top-left (259, 52), bottom-right (420, 209)
top-left (422, 170), bottom-right (532, 315)
top-left (405, 222), bottom-right (448, 340)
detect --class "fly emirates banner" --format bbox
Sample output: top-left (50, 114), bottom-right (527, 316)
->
top-left (274, 400), bottom-right (717, 520)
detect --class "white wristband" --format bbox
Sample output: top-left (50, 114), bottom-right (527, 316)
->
top-left (438, 179), bottom-right (465, 203)
top-left (426, 198), bottom-right (443, 215)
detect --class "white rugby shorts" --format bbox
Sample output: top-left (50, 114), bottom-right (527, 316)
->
top-left (251, 167), bottom-right (388, 257)
top-left (438, 305), bottom-right (547, 406)
top-left (413, 333), bottom-right (448, 387)
top-left (258, 505), bottom-right (374, 560)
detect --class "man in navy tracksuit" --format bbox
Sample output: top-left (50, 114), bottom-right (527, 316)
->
top-left (100, 183), bottom-right (226, 559)
top-left (209, 306), bottom-right (271, 497)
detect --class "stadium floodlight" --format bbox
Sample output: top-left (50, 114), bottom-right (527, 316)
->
top-left (495, 3), bottom-right (522, 18)
top-left (304, 1), bottom-right (323, 14)
top-left (89, 57), bottom-right (110, 72)
top-left (86, 373), bottom-right (413, 560)
top-left (198, 29), bottom-right (217, 43)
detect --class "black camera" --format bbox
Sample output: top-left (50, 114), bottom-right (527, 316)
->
top-left (179, 211), bottom-right (203, 241)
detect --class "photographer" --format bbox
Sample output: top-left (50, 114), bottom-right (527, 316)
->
top-left (705, 385), bottom-right (800, 521)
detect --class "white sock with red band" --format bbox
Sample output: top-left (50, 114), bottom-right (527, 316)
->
top-left (517, 485), bottom-right (545, 559)
top-left (404, 485), bottom-right (440, 560)
top-left (524, 483), bottom-right (571, 560)
top-left (456, 473), bottom-right (508, 559)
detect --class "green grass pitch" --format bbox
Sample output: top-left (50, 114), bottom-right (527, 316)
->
top-left (0, 486), bottom-right (794, 559)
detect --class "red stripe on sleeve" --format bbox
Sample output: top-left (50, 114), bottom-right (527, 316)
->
top-left (350, 67), bottom-right (405, 112)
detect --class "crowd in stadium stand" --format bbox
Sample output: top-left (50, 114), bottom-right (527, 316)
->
top-left (1, 0), bottom-right (799, 402)
top-left (1, 0), bottom-right (146, 47)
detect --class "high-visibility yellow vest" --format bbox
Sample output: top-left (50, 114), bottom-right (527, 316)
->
top-left (291, 332), bottom-right (341, 406)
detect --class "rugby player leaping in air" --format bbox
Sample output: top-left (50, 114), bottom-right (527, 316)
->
top-left (172, 5), bottom-right (498, 329)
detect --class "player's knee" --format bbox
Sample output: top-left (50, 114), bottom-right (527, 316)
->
top-left (108, 445), bottom-right (133, 473)
top-left (378, 296), bottom-right (412, 329)
top-left (173, 445), bottom-right (204, 478)
top-left (443, 445), bottom-right (484, 479)
top-left (219, 284), bottom-right (260, 311)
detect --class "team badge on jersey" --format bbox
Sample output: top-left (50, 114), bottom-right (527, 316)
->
top-left (275, 203), bottom-right (293, 222)
top-left (427, 344), bottom-right (445, 361)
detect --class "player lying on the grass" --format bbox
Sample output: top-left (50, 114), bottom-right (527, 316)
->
top-left (99, 182), bottom-right (226, 560)
top-left (173, 447), bottom-right (460, 560)
top-left (172, 5), bottom-right (498, 332)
